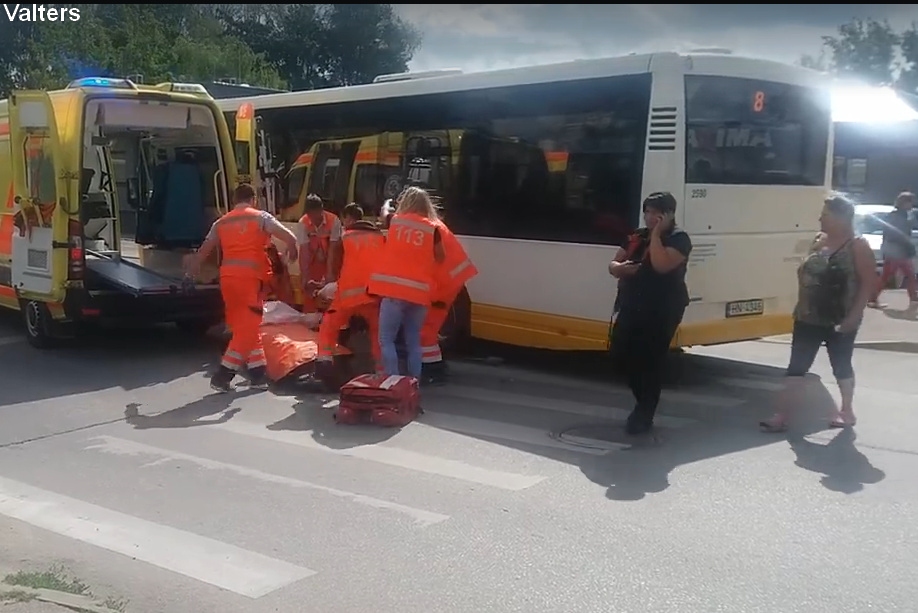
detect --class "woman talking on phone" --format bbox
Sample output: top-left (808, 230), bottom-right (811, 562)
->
top-left (608, 192), bottom-right (693, 435)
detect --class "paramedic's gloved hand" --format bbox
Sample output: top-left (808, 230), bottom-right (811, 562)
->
top-left (285, 244), bottom-right (298, 263)
top-left (306, 279), bottom-right (325, 290)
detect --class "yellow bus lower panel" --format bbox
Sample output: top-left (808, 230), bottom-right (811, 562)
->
top-left (469, 303), bottom-right (794, 352)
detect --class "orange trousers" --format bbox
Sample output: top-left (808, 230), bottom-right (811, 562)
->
top-left (220, 275), bottom-right (266, 371)
top-left (420, 287), bottom-right (461, 364)
top-left (317, 301), bottom-right (380, 367)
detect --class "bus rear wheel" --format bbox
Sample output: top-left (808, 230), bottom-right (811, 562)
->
top-left (439, 287), bottom-right (472, 356)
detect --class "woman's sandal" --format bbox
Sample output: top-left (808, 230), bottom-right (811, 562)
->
top-left (759, 415), bottom-right (789, 433)
top-left (829, 410), bottom-right (857, 428)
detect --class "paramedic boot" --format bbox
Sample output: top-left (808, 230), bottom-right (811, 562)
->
top-left (248, 366), bottom-right (271, 390)
top-left (210, 366), bottom-right (236, 393)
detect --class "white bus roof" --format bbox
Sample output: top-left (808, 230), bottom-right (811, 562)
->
top-left (831, 84), bottom-right (918, 123)
top-left (215, 50), bottom-right (826, 113)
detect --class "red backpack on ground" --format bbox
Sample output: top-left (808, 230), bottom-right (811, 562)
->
top-left (335, 374), bottom-right (422, 427)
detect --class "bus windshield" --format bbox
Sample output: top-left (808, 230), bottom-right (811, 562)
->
top-left (685, 75), bottom-right (831, 186)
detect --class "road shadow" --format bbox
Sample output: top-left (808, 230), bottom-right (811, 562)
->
top-left (577, 376), bottom-right (844, 500)
top-left (122, 390), bottom-right (259, 429)
top-left (0, 311), bottom-right (223, 408)
top-left (265, 395), bottom-right (399, 450)
top-left (882, 302), bottom-right (918, 322)
top-left (788, 428), bottom-right (886, 494)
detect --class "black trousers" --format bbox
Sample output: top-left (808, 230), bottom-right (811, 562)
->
top-left (611, 308), bottom-right (684, 424)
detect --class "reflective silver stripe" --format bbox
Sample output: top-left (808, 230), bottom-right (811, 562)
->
top-left (368, 273), bottom-right (430, 292)
top-left (221, 360), bottom-right (243, 371)
top-left (247, 359), bottom-right (267, 368)
top-left (420, 345), bottom-right (440, 354)
top-left (390, 217), bottom-right (434, 234)
top-left (222, 259), bottom-right (261, 269)
top-left (225, 350), bottom-right (244, 361)
top-left (216, 212), bottom-right (262, 228)
top-left (339, 286), bottom-right (367, 298)
top-left (449, 259), bottom-right (472, 278)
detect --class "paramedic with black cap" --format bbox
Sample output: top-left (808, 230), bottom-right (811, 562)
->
top-left (608, 191), bottom-right (693, 435)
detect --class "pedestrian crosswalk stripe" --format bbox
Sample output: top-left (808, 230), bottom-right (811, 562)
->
top-left (86, 436), bottom-right (451, 527)
top-left (415, 411), bottom-right (611, 456)
top-left (214, 419), bottom-right (547, 491)
top-left (0, 476), bottom-right (316, 598)
top-left (432, 385), bottom-right (700, 426)
top-left (0, 335), bottom-right (22, 348)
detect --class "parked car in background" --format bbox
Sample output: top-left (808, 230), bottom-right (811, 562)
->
top-left (854, 203), bottom-right (918, 286)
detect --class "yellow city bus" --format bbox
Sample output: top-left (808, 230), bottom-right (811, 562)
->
top-left (221, 51), bottom-right (833, 351)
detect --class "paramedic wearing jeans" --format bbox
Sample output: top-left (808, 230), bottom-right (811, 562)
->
top-left (609, 192), bottom-right (692, 436)
top-left (368, 187), bottom-right (446, 379)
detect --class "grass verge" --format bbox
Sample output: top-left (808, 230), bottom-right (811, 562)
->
top-left (1, 565), bottom-right (128, 612)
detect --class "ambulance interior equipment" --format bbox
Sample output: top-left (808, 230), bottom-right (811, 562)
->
top-left (80, 98), bottom-right (227, 294)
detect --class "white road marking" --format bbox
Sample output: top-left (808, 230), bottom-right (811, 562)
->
top-left (0, 335), bottom-right (23, 348)
top-left (434, 385), bottom-right (700, 426)
top-left (0, 476), bottom-right (315, 598)
top-left (85, 436), bottom-right (449, 527)
top-left (414, 412), bottom-right (610, 456)
top-left (215, 420), bottom-right (546, 491)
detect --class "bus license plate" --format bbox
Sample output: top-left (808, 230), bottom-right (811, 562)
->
top-left (725, 299), bottom-right (764, 318)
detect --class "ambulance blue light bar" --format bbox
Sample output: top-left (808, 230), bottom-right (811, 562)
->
top-left (67, 77), bottom-right (137, 90)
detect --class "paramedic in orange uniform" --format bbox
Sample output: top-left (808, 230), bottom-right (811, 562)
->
top-left (298, 194), bottom-right (343, 313)
top-left (419, 217), bottom-right (478, 385)
top-left (368, 187), bottom-right (445, 379)
top-left (316, 204), bottom-right (385, 372)
top-left (184, 183), bottom-right (298, 392)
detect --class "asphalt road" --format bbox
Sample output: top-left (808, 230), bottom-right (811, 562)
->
top-left (0, 297), bottom-right (916, 613)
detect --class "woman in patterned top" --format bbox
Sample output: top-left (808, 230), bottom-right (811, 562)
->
top-left (760, 195), bottom-right (877, 433)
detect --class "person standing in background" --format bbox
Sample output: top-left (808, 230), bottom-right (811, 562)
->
top-left (298, 194), bottom-right (342, 313)
top-left (608, 192), bottom-right (692, 436)
top-left (868, 191), bottom-right (917, 307)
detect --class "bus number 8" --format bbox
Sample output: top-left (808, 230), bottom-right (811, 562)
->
top-left (753, 91), bottom-right (765, 112)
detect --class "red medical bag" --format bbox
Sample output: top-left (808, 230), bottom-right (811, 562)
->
top-left (335, 374), bottom-right (422, 427)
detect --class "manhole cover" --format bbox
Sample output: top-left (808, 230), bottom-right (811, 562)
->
top-left (551, 423), bottom-right (662, 450)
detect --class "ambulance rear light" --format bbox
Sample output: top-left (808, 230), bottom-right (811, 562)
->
top-left (67, 218), bottom-right (84, 280)
top-left (67, 77), bottom-right (137, 90)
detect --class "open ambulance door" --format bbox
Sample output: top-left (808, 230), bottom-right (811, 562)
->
top-left (234, 103), bottom-right (278, 215)
top-left (8, 91), bottom-right (69, 301)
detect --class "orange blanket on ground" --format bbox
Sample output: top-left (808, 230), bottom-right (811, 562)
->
top-left (260, 323), bottom-right (318, 382)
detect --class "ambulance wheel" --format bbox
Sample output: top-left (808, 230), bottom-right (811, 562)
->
top-left (21, 300), bottom-right (59, 349)
top-left (439, 287), bottom-right (471, 354)
top-left (175, 318), bottom-right (216, 338)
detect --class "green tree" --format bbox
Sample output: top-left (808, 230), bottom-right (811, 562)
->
top-left (899, 24), bottom-right (918, 95)
top-left (218, 3), bottom-right (421, 91)
top-left (0, 4), bottom-right (285, 97)
top-left (822, 18), bottom-right (900, 85)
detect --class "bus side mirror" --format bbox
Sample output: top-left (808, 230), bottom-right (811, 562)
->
top-left (126, 177), bottom-right (140, 209)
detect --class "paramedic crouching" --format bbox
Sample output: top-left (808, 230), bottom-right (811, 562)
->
top-left (608, 192), bottom-right (693, 435)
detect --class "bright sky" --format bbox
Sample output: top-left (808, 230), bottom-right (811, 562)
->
top-left (396, 4), bottom-right (918, 73)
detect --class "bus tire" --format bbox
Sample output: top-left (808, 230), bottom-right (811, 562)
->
top-left (20, 299), bottom-right (60, 349)
top-left (439, 287), bottom-right (472, 356)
